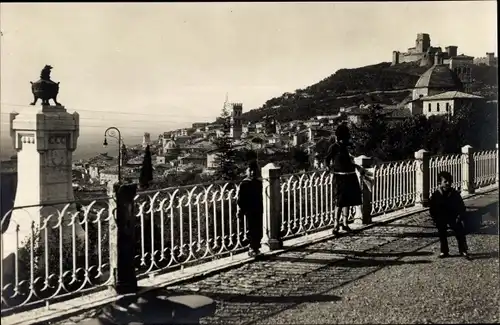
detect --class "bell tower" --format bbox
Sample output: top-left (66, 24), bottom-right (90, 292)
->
top-left (224, 94), bottom-right (243, 140)
top-left (229, 102), bottom-right (243, 140)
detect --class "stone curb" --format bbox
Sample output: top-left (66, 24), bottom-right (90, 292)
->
top-left (7, 186), bottom-right (498, 325)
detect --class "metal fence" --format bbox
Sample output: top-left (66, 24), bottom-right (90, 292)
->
top-left (280, 170), bottom-right (356, 240)
top-left (371, 159), bottom-right (417, 215)
top-left (1, 197), bottom-right (113, 313)
top-left (132, 180), bottom-right (248, 278)
top-left (1, 146), bottom-right (497, 314)
top-left (429, 154), bottom-right (463, 192)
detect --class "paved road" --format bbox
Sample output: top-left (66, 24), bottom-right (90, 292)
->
top-left (57, 191), bottom-right (499, 324)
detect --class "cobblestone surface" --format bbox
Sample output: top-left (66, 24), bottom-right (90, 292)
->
top-left (53, 192), bottom-right (498, 324)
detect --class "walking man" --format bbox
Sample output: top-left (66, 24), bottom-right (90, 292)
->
top-left (237, 160), bottom-right (264, 257)
top-left (429, 171), bottom-right (470, 259)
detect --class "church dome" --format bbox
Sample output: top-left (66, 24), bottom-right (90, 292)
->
top-left (414, 64), bottom-right (464, 91)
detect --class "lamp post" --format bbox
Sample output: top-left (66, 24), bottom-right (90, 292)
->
top-left (103, 127), bottom-right (123, 184)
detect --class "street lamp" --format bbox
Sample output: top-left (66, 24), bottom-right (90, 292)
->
top-left (103, 127), bottom-right (123, 184)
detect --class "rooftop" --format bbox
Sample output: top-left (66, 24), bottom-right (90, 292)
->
top-left (414, 64), bottom-right (464, 90)
top-left (422, 91), bottom-right (484, 101)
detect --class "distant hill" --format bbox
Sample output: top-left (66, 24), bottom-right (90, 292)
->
top-left (240, 61), bottom-right (498, 122)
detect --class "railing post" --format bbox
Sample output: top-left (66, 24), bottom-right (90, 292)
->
top-left (354, 155), bottom-right (373, 224)
top-left (107, 182), bottom-right (118, 292)
top-left (261, 163), bottom-right (283, 251)
top-left (496, 143), bottom-right (499, 184)
top-left (414, 149), bottom-right (430, 207)
top-left (461, 145), bottom-right (475, 195)
top-left (109, 182), bottom-right (138, 294)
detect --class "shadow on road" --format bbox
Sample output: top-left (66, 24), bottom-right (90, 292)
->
top-left (468, 251), bottom-right (499, 260)
top-left (166, 238), bottom-right (440, 325)
top-left (378, 224), bottom-right (436, 229)
top-left (297, 248), bottom-right (434, 258)
top-left (354, 201), bottom-right (498, 239)
top-left (466, 201), bottom-right (499, 235)
top-left (166, 292), bottom-right (341, 304)
top-left (265, 255), bottom-right (432, 267)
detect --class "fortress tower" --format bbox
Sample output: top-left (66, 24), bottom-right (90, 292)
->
top-left (392, 33), bottom-right (466, 67)
top-left (416, 33), bottom-right (431, 53)
top-left (445, 46), bottom-right (458, 58)
top-left (391, 51), bottom-right (400, 66)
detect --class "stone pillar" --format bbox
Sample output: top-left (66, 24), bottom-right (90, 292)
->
top-left (261, 163), bottom-right (283, 251)
top-left (354, 155), bottom-right (373, 224)
top-left (111, 183), bottom-right (138, 294)
top-left (3, 105), bottom-right (85, 272)
top-left (415, 149), bottom-right (430, 207)
top-left (107, 182), bottom-right (118, 290)
top-left (461, 145), bottom-right (475, 195)
top-left (496, 143), bottom-right (499, 184)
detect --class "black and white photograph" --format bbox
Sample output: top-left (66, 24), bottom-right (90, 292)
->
top-left (0, 2), bottom-right (498, 324)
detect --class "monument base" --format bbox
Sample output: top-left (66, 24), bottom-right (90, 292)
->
top-left (3, 102), bottom-right (84, 304)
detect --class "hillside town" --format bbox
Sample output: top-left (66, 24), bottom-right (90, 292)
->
top-left (70, 40), bottom-right (494, 191)
top-left (0, 34), bottom-right (497, 196)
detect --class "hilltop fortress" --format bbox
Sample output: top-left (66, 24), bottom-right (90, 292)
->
top-left (392, 33), bottom-right (497, 67)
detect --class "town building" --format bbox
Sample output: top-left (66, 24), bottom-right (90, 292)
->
top-left (420, 91), bottom-right (485, 118)
top-left (407, 59), bottom-right (464, 114)
top-left (473, 52), bottom-right (498, 67)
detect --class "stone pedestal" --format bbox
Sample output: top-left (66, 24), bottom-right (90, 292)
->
top-left (2, 105), bottom-right (85, 290)
top-left (261, 163), bottom-right (283, 251)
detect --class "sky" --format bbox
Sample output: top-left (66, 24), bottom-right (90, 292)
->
top-left (0, 1), bottom-right (497, 143)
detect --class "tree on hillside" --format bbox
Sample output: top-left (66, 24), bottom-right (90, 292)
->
top-left (384, 115), bottom-right (431, 160)
top-left (212, 105), bottom-right (239, 181)
top-left (313, 137), bottom-right (332, 162)
top-left (289, 147), bottom-right (310, 172)
top-left (350, 104), bottom-right (391, 161)
top-left (423, 115), bottom-right (459, 154)
top-left (451, 100), bottom-right (498, 150)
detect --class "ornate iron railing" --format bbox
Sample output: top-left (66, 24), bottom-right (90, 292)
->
top-left (429, 154), bottom-right (462, 192)
top-left (279, 170), bottom-right (356, 240)
top-left (371, 159), bottom-right (417, 215)
top-left (1, 197), bottom-right (113, 313)
top-left (133, 180), bottom-right (247, 278)
top-left (473, 150), bottom-right (497, 189)
top-left (1, 146), bottom-right (498, 314)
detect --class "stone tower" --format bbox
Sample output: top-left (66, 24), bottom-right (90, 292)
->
top-left (392, 51), bottom-right (400, 66)
top-left (486, 52), bottom-right (495, 66)
top-left (229, 102), bottom-right (243, 139)
top-left (224, 94), bottom-right (243, 140)
top-left (142, 132), bottom-right (151, 148)
top-left (416, 33), bottom-right (431, 53)
top-left (445, 46), bottom-right (458, 58)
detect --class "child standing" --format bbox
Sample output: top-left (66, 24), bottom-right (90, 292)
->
top-left (429, 171), bottom-right (470, 259)
top-left (237, 161), bottom-right (264, 257)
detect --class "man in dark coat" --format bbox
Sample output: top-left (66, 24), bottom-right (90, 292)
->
top-left (429, 171), bottom-right (470, 259)
top-left (237, 160), bottom-right (263, 257)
